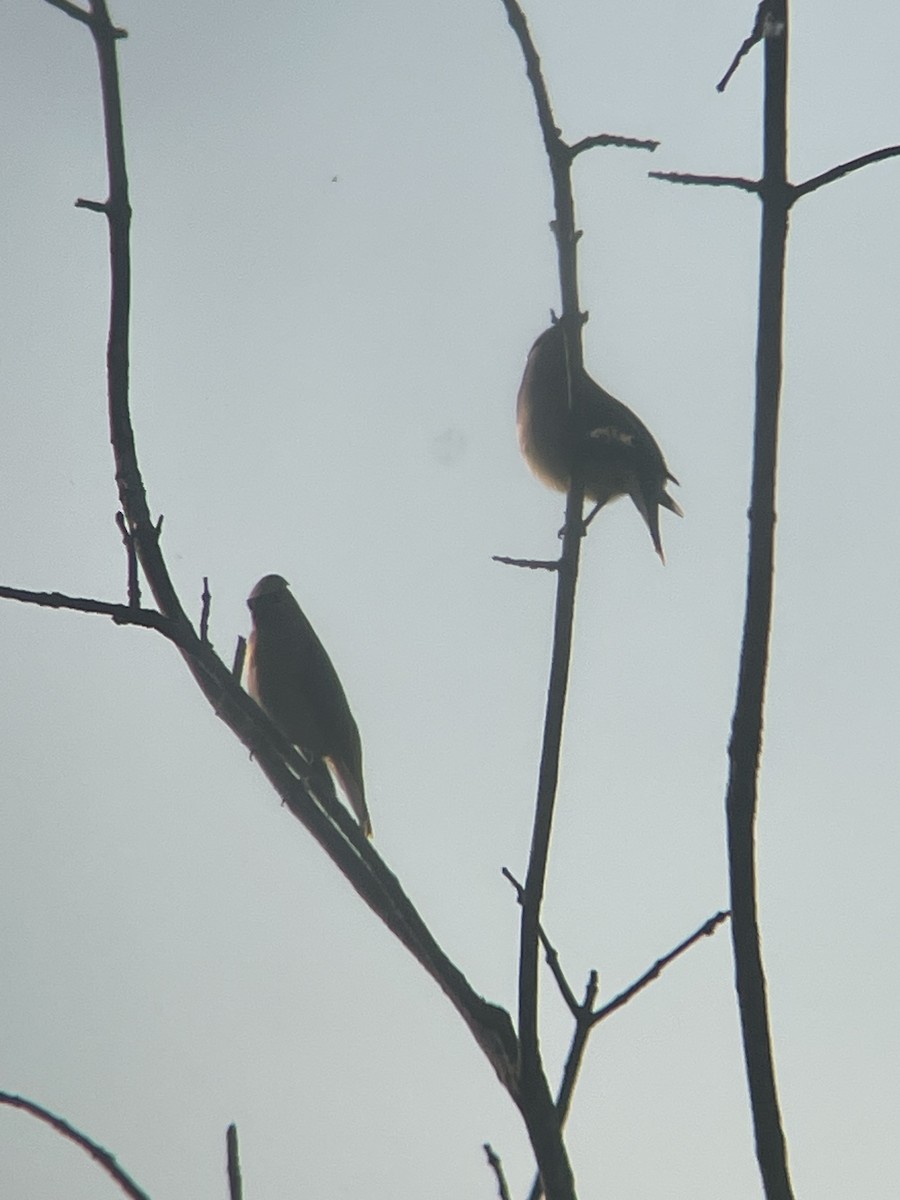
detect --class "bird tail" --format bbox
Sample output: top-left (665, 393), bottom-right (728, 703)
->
top-left (659, 491), bottom-right (684, 519)
top-left (328, 756), bottom-right (374, 839)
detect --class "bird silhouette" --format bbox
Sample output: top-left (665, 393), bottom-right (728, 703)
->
top-left (517, 323), bottom-right (682, 561)
top-left (246, 574), bottom-right (372, 838)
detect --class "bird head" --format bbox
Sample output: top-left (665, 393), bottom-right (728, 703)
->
top-left (248, 573), bottom-right (291, 614)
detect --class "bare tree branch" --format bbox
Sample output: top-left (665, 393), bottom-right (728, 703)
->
top-left (232, 635), bottom-right (247, 681)
top-left (200, 576), bottom-right (211, 644)
top-left (483, 1143), bottom-right (513, 1200)
top-left (499, 5), bottom-right (591, 1198)
top-left (43, 0), bottom-right (93, 26)
top-left (569, 133), bottom-right (659, 157)
top-left (0, 1093), bottom-right (152, 1200)
top-left (525, 913), bottom-right (729, 1200)
top-left (492, 555), bottom-right (560, 572)
top-left (717, 2), bottom-right (766, 92)
top-left (115, 511), bottom-right (141, 606)
top-left (650, 171), bottom-right (760, 193)
top-left (792, 144), bottom-right (900, 200)
top-left (502, 867), bottom-right (582, 1017)
top-left (226, 1124), bottom-right (243, 1200)
top-left (37, 0), bottom-right (523, 1106)
top-left (590, 911), bottom-right (730, 1027)
top-left (724, 3), bottom-right (796, 1196)
top-left (0, 584), bottom-right (176, 636)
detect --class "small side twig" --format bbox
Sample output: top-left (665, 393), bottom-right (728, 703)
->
top-left (0, 1092), bottom-right (151, 1200)
top-left (502, 867), bottom-right (581, 1017)
top-left (115, 511), bottom-right (141, 607)
top-left (492, 555), bottom-right (560, 572)
top-left (0, 584), bottom-right (175, 636)
top-left (200, 576), bottom-right (211, 644)
top-left (483, 1143), bottom-right (512, 1200)
top-left (233, 635), bottom-right (247, 681)
top-left (524, 911), bottom-right (730, 1200)
top-left (569, 133), bottom-right (659, 157)
top-left (226, 1123), bottom-right (243, 1200)
top-left (649, 171), bottom-right (760, 194)
top-left (717, 1), bottom-right (766, 92)
top-left (75, 197), bottom-right (109, 212)
top-left (590, 910), bottom-right (730, 1027)
top-left (43, 0), bottom-right (92, 25)
top-left (792, 144), bottom-right (900, 200)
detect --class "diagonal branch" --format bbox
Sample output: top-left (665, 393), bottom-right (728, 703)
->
top-left (0, 1093), bottom-right (151, 1200)
top-left (0, 584), bottom-right (176, 637)
top-left (502, 867), bottom-right (581, 1017)
top-left (590, 910), bottom-right (730, 1027)
top-left (43, 0), bottom-right (93, 25)
top-left (483, 1143), bottom-right (513, 1200)
top-left (569, 133), bottom-right (659, 157)
top-left (524, 911), bottom-right (730, 1200)
top-left (792, 144), bottom-right (900, 200)
top-left (492, 555), bottom-right (560, 572)
top-left (717, 1), bottom-right (767, 93)
top-left (650, 171), bottom-right (760, 193)
top-left (41, 0), bottom-right (521, 1104)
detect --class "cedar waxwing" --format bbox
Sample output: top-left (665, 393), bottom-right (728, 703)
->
top-left (246, 574), bottom-right (372, 838)
top-left (517, 323), bottom-right (682, 561)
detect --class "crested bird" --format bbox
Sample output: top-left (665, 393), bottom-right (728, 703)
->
top-left (245, 574), bottom-right (372, 838)
top-left (517, 322), bottom-right (682, 561)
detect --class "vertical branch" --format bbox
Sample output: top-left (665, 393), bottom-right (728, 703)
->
top-left (83, 0), bottom-right (187, 624)
top-left (725, 3), bottom-right (796, 1198)
top-left (226, 1123), bottom-right (243, 1200)
top-left (500, 5), bottom-right (585, 1198)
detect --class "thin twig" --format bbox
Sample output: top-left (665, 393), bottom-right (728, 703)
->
top-left (115, 511), bottom-right (141, 607)
top-left (0, 584), bottom-right (174, 635)
top-left (499, 8), bottom-right (586, 1200)
top-left (525, 913), bottom-right (729, 1200)
top-left (649, 171), bottom-right (759, 193)
top-left (525, 977), bottom-right (597, 1200)
top-left (43, 0), bottom-right (92, 25)
top-left (0, 1093), bottom-right (151, 1200)
top-left (569, 133), bottom-right (659, 157)
top-left (483, 1143), bottom-right (512, 1200)
top-left (792, 144), bottom-right (900, 200)
top-left (233, 635), bottom-right (247, 681)
top-left (717, 2), bottom-right (766, 92)
top-left (492, 555), bottom-right (560, 572)
top-left (200, 576), bottom-right (211, 644)
top-left (590, 910), bottom-right (730, 1026)
top-left (226, 1124), bottom-right (243, 1200)
top-left (498, 6), bottom-right (616, 1196)
top-left (75, 197), bottom-right (108, 212)
top-left (502, 867), bottom-right (582, 1017)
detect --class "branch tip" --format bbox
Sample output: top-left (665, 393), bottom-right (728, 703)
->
top-left (226, 1123), bottom-right (243, 1200)
top-left (75, 197), bottom-right (108, 213)
top-left (483, 1143), bottom-right (513, 1200)
top-left (492, 554), bottom-right (560, 572)
top-left (716, 2), bottom-right (767, 92)
top-left (200, 577), bottom-right (212, 644)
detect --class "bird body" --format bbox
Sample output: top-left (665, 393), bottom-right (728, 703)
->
top-left (517, 323), bottom-right (682, 560)
top-left (246, 574), bottom-right (372, 838)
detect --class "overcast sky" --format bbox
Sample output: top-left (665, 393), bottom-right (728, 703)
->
top-left (1, 2), bottom-right (899, 1198)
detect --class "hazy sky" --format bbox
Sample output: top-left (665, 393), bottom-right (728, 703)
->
top-left (2, 2), bottom-right (899, 1197)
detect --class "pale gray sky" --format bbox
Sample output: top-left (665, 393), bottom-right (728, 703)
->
top-left (1, 2), bottom-right (899, 1197)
